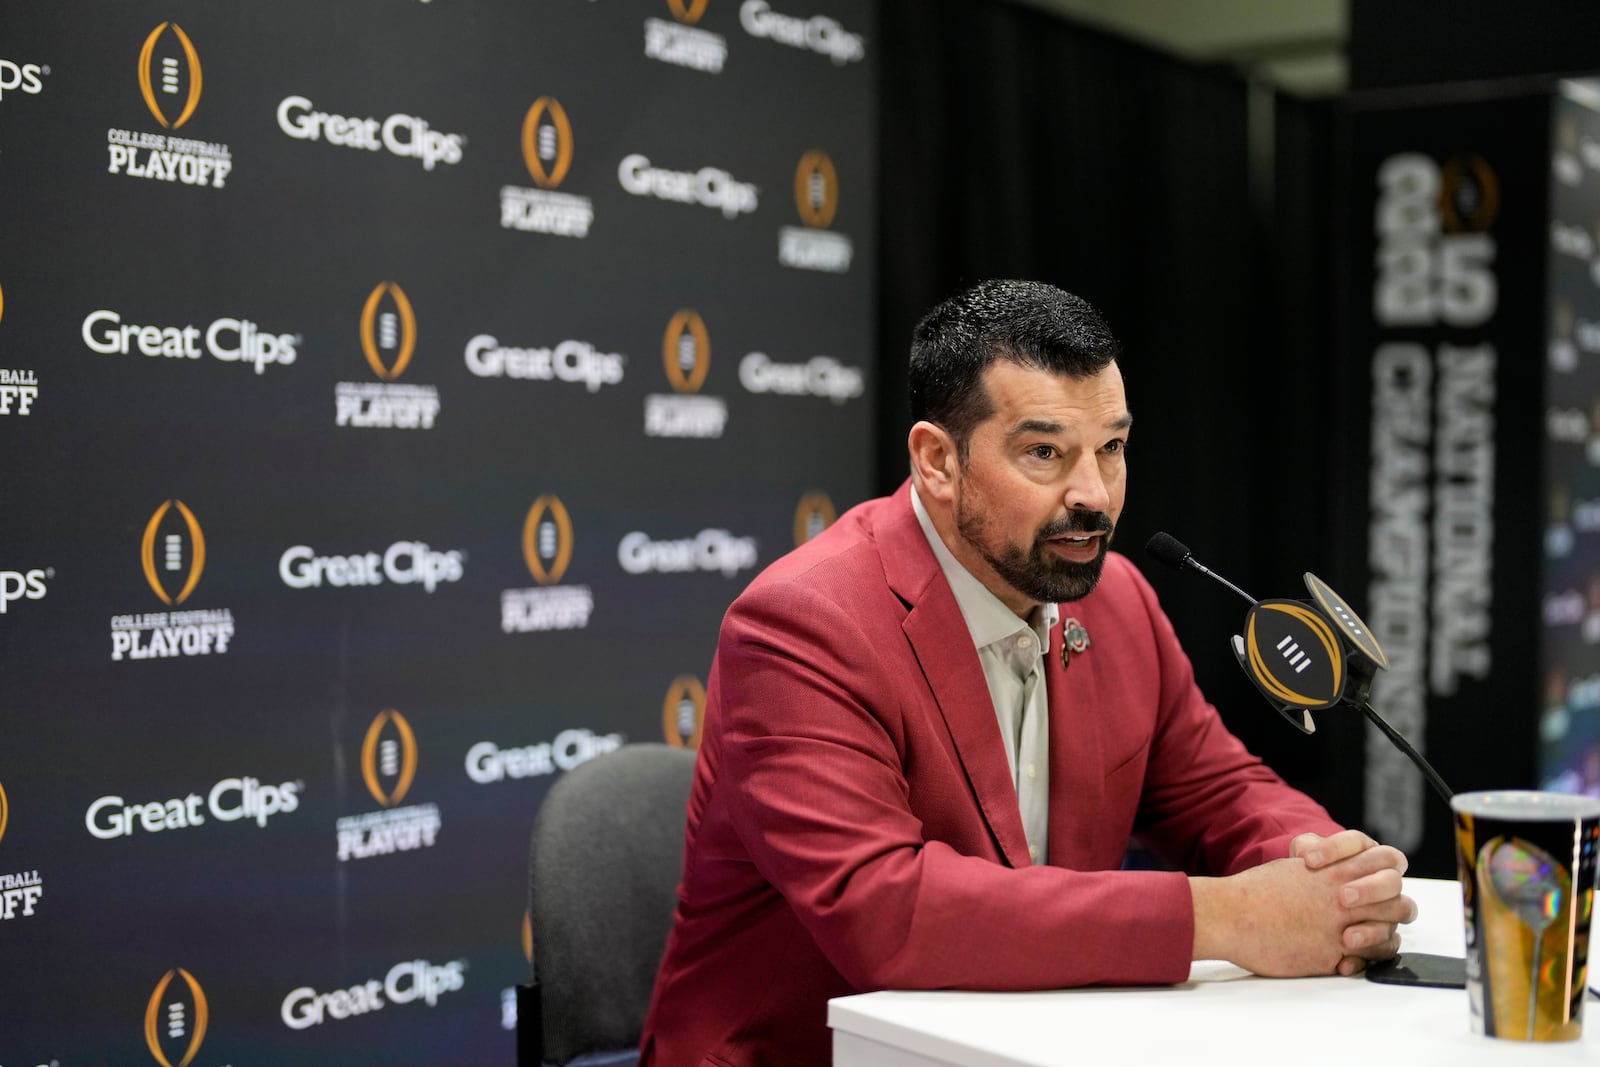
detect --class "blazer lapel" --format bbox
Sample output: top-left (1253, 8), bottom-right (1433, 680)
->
top-left (1044, 609), bottom-right (1106, 867)
top-left (877, 484), bottom-right (1032, 869)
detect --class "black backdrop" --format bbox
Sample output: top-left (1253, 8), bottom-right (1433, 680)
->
top-left (0, 2), bottom-right (876, 1064)
top-left (874, 0), bottom-right (1362, 850)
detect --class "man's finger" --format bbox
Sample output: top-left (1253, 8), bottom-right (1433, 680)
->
top-left (1291, 829), bottom-right (1378, 869)
top-left (1342, 921), bottom-right (1403, 959)
top-left (1336, 869), bottom-right (1407, 910)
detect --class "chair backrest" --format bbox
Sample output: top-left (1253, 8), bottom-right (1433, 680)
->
top-left (529, 742), bottom-right (697, 1065)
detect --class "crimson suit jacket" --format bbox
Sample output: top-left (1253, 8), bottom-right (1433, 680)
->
top-left (640, 484), bottom-right (1340, 1066)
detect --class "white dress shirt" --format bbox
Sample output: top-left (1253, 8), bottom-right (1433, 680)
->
top-left (912, 487), bottom-right (1056, 864)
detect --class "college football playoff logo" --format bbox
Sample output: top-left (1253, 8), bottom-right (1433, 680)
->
top-left (520, 97), bottom-right (574, 189)
top-left (522, 496), bottom-right (574, 586)
top-left (662, 310), bottom-right (711, 394)
top-left (361, 709), bottom-right (419, 807)
top-left (138, 22), bottom-right (203, 130)
top-left (141, 500), bottom-right (206, 606)
top-left (793, 151), bottom-right (839, 229)
top-left (793, 491), bottom-right (837, 546)
top-left (144, 968), bottom-right (209, 1067)
top-left (1439, 154), bottom-right (1499, 233)
top-left (667, 0), bottom-right (709, 24)
top-left (662, 675), bottom-right (707, 749)
top-left (359, 282), bottom-right (418, 381)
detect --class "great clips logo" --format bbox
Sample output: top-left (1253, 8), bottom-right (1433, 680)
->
top-left (110, 500), bottom-right (236, 662)
top-left (780, 150), bottom-right (853, 273)
top-left (278, 540), bottom-right (464, 593)
top-left (0, 780), bottom-right (46, 924)
top-left (107, 23), bottom-right (233, 189)
top-left (0, 564), bottom-right (50, 614)
top-left (465, 728), bottom-right (622, 785)
top-left (663, 675), bottom-right (707, 749)
top-left (502, 495), bottom-right (594, 633)
top-left (739, 351), bottom-right (864, 403)
top-left (337, 709), bottom-right (441, 862)
top-left (145, 968), bottom-right (208, 1067)
top-left (276, 94), bottom-right (464, 171)
top-left (644, 0), bottom-right (727, 73)
top-left (281, 958), bottom-right (466, 1031)
top-left (619, 528), bottom-right (759, 578)
top-left (501, 97), bottom-right (594, 238)
top-left (85, 775), bottom-right (303, 840)
top-left (337, 282), bottom-right (440, 430)
top-left (82, 308), bottom-right (300, 374)
top-left (644, 310), bottom-right (727, 438)
top-left (740, 1), bottom-right (865, 64)
top-left (0, 58), bottom-right (50, 102)
top-left (618, 153), bottom-right (758, 218)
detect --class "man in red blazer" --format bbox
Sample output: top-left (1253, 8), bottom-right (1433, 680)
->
top-left (641, 281), bottom-right (1414, 1066)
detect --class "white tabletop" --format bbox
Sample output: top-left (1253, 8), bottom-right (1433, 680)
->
top-left (830, 878), bottom-right (1599, 1066)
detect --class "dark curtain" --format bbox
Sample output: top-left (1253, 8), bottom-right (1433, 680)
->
top-left (874, 0), bottom-right (1375, 854)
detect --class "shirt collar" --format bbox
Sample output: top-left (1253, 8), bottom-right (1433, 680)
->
top-left (911, 485), bottom-right (1057, 654)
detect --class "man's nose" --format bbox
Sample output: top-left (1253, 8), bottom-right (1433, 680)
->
top-left (1062, 453), bottom-right (1110, 514)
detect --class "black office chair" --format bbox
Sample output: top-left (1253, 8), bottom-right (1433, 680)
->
top-left (519, 742), bottom-right (698, 1067)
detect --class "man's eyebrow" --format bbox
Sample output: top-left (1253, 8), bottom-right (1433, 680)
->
top-left (1005, 413), bottom-right (1133, 440)
top-left (1006, 418), bottom-right (1062, 439)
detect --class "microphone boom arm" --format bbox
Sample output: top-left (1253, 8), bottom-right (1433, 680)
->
top-left (1355, 699), bottom-right (1454, 804)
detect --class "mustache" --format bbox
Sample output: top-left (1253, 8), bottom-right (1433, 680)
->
top-left (1039, 511), bottom-right (1115, 539)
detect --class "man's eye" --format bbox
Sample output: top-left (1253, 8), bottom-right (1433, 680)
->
top-left (1103, 440), bottom-right (1125, 455)
top-left (1028, 445), bottom-right (1056, 460)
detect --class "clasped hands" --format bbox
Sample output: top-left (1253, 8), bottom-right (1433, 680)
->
top-left (1289, 829), bottom-right (1417, 976)
top-left (1191, 828), bottom-right (1417, 978)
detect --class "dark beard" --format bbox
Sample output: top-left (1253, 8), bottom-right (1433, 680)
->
top-left (957, 503), bottom-right (1114, 604)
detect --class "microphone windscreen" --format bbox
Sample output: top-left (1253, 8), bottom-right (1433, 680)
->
top-left (1145, 532), bottom-right (1192, 570)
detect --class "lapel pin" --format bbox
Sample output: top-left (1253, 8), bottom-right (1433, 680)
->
top-left (1061, 617), bottom-right (1090, 670)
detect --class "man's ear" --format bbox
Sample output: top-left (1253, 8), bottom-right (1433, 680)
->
top-left (908, 421), bottom-right (958, 502)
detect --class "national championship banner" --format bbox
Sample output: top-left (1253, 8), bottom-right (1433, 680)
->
top-left (1341, 91), bottom-right (1547, 877)
top-left (0, 3), bottom-right (877, 1063)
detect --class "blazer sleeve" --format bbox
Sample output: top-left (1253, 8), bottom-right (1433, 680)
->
top-left (1121, 562), bottom-right (1345, 875)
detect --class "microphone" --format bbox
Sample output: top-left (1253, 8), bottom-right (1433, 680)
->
top-left (1145, 532), bottom-right (1258, 607)
top-left (1144, 531), bottom-right (1453, 804)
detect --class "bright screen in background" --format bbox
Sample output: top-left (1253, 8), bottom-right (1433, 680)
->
top-left (1541, 80), bottom-right (1600, 799)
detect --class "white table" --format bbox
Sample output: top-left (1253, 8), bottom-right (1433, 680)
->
top-left (830, 878), bottom-right (1599, 1065)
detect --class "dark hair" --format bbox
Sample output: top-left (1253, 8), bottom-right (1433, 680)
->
top-left (909, 280), bottom-right (1122, 460)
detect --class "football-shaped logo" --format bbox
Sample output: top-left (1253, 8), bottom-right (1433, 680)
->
top-left (361, 709), bottom-right (419, 808)
top-left (1242, 600), bottom-right (1343, 711)
top-left (522, 495), bottom-right (575, 587)
top-left (144, 968), bottom-right (208, 1067)
top-left (793, 491), bottom-right (837, 547)
top-left (359, 282), bottom-right (417, 381)
top-left (521, 97), bottom-right (574, 190)
top-left (793, 151), bottom-right (839, 229)
top-left (662, 675), bottom-right (706, 749)
top-left (141, 500), bottom-right (206, 606)
top-left (138, 23), bottom-right (203, 130)
top-left (662, 310), bottom-right (710, 394)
